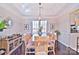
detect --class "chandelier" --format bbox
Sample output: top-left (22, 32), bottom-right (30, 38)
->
top-left (38, 3), bottom-right (42, 20)
top-left (38, 3), bottom-right (43, 36)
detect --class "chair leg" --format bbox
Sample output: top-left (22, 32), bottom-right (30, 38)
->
top-left (53, 45), bottom-right (55, 55)
top-left (53, 50), bottom-right (55, 55)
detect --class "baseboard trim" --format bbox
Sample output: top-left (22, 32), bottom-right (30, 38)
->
top-left (57, 41), bottom-right (78, 55)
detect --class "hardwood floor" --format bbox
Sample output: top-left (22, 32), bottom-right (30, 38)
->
top-left (11, 41), bottom-right (79, 55)
top-left (55, 41), bottom-right (79, 55)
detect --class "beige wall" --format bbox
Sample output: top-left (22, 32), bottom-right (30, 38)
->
top-left (56, 6), bottom-right (79, 51)
top-left (21, 16), bottom-right (58, 34)
top-left (56, 14), bottom-right (70, 47)
top-left (0, 7), bottom-right (24, 36)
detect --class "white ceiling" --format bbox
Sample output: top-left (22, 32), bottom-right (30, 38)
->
top-left (0, 3), bottom-right (78, 18)
top-left (17, 3), bottom-right (68, 16)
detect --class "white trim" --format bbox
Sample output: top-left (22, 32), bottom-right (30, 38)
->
top-left (69, 46), bottom-right (76, 52)
top-left (58, 40), bottom-right (69, 47)
top-left (58, 40), bottom-right (77, 52)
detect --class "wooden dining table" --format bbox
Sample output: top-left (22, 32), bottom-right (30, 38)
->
top-left (34, 36), bottom-right (56, 55)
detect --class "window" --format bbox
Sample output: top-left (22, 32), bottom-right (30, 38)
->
top-left (32, 20), bottom-right (47, 41)
top-left (40, 21), bottom-right (47, 36)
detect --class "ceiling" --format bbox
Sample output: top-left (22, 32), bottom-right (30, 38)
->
top-left (15, 3), bottom-right (68, 16)
top-left (0, 3), bottom-right (78, 18)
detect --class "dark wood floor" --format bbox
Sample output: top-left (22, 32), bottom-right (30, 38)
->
top-left (55, 41), bottom-right (79, 55)
top-left (9, 41), bottom-right (79, 55)
top-left (24, 41), bottom-right (79, 55)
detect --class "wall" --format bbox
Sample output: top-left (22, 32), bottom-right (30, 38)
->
top-left (56, 14), bottom-right (70, 47)
top-left (0, 6), bottom-right (24, 37)
top-left (56, 4), bottom-right (79, 51)
top-left (20, 16), bottom-right (58, 35)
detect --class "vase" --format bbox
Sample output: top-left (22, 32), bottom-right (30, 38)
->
top-left (38, 31), bottom-right (42, 36)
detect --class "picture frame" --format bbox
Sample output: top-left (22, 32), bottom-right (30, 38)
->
top-left (50, 24), bottom-right (53, 30)
top-left (25, 24), bottom-right (29, 30)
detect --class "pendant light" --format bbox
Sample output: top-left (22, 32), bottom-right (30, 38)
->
top-left (38, 3), bottom-right (43, 36)
top-left (38, 3), bottom-right (42, 20)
